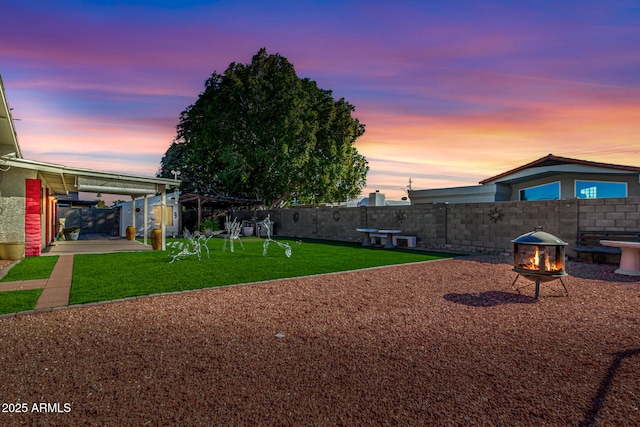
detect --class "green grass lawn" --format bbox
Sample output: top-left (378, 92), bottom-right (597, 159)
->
top-left (0, 256), bottom-right (58, 282)
top-left (0, 238), bottom-right (458, 312)
top-left (69, 237), bottom-right (457, 304)
top-left (0, 257), bottom-right (57, 314)
top-left (0, 289), bottom-right (43, 315)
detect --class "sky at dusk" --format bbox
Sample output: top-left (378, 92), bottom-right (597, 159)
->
top-left (2, 0), bottom-right (639, 202)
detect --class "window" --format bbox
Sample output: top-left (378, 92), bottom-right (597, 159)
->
top-left (153, 205), bottom-right (173, 226)
top-left (575, 180), bottom-right (627, 199)
top-left (519, 182), bottom-right (560, 201)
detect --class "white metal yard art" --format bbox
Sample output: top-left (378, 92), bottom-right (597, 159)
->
top-left (167, 215), bottom-right (299, 263)
top-left (167, 228), bottom-right (213, 263)
top-left (222, 216), bottom-right (244, 253)
top-left (260, 215), bottom-right (300, 258)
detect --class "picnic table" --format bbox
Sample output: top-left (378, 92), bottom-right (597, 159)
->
top-left (356, 228), bottom-right (379, 246)
top-left (600, 240), bottom-right (640, 276)
top-left (378, 229), bottom-right (402, 248)
top-left (356, 228), bottom-right (402, 248)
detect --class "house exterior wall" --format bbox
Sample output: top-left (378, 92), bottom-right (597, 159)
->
top-left (508, 172), bottom-right (640, 201)
top-left (0, 168), bottom-right (34, 243)
top-left (409, 183), bottom-right (512, 205)
top-left (116, 196), bottom-right (179, 237)
top-left (46, 191), bottom-right (57, 246)
top-left (0, 169), bottom-right (57, 255)
top-left (410, 171), bottom-right (640, 205)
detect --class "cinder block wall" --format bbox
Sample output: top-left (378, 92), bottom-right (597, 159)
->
top-left (235, 196), bottom-right (640, 256)
top-left (577, 197), bottom-right (640, 230)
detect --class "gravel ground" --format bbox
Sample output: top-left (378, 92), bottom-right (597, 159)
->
top-left (0, 259), bottom-right (14, 278)
top-left (0, 255), bottom-right (639, 426)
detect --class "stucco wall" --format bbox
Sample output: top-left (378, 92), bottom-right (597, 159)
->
top-left (235, 196), bottom-right (640, 257)
top-left (0, 168), bottom-right (34, 242)
top-left (113, 197), bottom-right (180, 237)
top-left (0, 196), bottom-right (25, 242)
top-left (409, 184), bottom-right (512, 204)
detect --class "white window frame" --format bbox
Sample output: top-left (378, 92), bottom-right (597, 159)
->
top-left (518, 181), bottom-right (561, 201)
top-left (574, 179), bottom-right (627, 199)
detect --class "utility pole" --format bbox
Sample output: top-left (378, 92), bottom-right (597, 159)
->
top-left (407, 177), bottom-right (413, 191)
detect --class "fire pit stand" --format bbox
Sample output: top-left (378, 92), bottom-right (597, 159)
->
top-left (510, 272), bottom-right (568, 300)
top-left (511, 227), bottom-right (569, 299)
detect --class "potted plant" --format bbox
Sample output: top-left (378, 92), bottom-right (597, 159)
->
top-left (0, 242), bottom-right (25, 260)
top-left (63, 227), bottom-right (80, 241)
top-left (241, 219), bottom-right (254, 237)
top-left (199, 218), bottom-right (220, 237)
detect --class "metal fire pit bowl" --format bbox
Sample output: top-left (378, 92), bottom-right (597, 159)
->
top-left (511, 226), bottom-right (568, 299)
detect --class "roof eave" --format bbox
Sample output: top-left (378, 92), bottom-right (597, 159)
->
top-left (0, 75), bottom-right (23, 158)
top-left (480, 154), bottom-right (640, 185)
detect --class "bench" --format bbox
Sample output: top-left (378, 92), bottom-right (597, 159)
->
top-left (392, 235), bottom-right (417, 248)
top-left (574, 230), bottom-right (640, 263)
top-left (369, 233), bottom-right (388, 246)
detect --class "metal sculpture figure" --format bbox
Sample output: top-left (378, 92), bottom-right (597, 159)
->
top-left (167, 216), bottom-right (297, 263)
top-left (223, 216), bottom-right (244, 253)
top-left (167, 228), bottom-right (213, 263)
top-left (260, 215), bottom-right (299, 258)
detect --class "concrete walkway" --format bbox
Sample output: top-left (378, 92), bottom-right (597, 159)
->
top-left (35, 255), bottom-right (74, 309)
top-left (1, 239), bottom-right (153, 314)
top-left (0, 255), bottom-right (74, 310)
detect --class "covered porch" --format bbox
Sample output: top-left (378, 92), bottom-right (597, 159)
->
top-left (0, 156), bottom-right (180, 255)
top-left (0, 75), bottom-right (180, 260)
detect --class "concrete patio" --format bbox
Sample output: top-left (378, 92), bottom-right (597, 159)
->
top-left (42, 234), bottom-right (153, 256)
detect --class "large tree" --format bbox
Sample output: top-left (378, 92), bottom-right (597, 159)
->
top-left (158, 48), bottom-right (368, 208)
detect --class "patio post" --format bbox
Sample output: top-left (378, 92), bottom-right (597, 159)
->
top-left (143, 195), bottom-right (148, 246)
top-left (131, 196), bottom-right (136, 237)
top-left (161, 187), bottom-right (167, 250)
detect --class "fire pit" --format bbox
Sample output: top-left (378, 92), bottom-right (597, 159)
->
top-left (511, 226), bottom-right (568, 299)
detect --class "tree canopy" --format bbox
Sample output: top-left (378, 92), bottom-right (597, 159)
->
top-left (158, 48), bottom-right (368, 208)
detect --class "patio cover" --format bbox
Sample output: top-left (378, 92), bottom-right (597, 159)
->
top-left (1, 75), bottom-right (177, 197)
top-left (1, 74), bottom-right (180, 251)
top-left (0, 156), bottom-right (178, 197)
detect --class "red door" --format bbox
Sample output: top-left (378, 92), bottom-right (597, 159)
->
top-left (25, 178), bottom-right (41, 256)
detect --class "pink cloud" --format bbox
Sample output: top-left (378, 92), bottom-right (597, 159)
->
top-left (356, 88), bottom-right (640, 197)
top-left (3, 0), bottom-right (639, 203)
